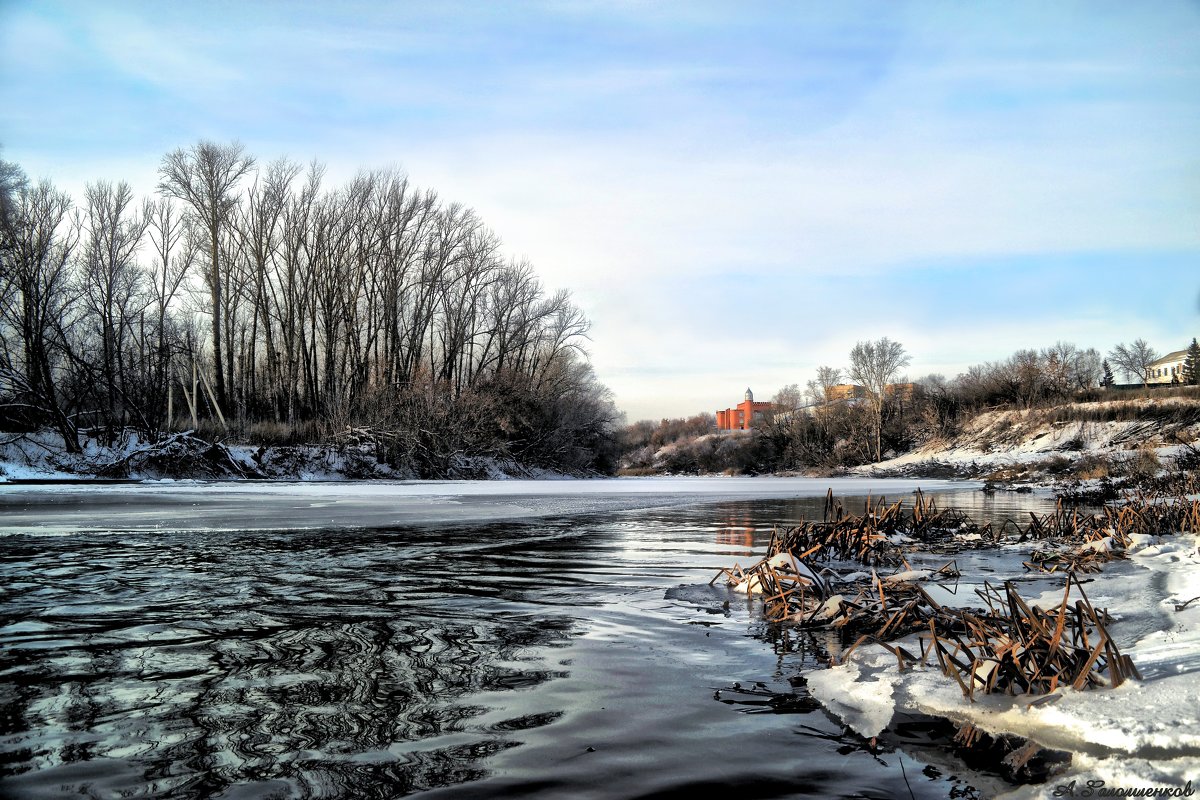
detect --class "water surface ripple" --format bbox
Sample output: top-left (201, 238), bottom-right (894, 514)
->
top-left (1, 488), bottom-right (1055, 799)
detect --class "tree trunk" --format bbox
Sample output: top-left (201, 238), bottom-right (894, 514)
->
top-left (210, 228), bottom-right (227, 415)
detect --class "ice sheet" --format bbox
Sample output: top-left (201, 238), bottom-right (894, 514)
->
top-left (0, 476), bottom-right (975, 535)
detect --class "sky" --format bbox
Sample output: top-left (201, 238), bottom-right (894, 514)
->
top-left (1, 1), bottom-right (1198, 422)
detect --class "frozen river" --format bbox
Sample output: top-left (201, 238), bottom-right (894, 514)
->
top-left (3, 477), bottom-right (1071, 799)
top-left (0, 475), bottom-right (970, 534)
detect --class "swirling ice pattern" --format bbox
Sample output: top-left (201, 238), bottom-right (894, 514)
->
top-left (0, 522), bottom-right (594, 798)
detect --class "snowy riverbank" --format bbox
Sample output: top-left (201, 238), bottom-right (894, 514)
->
top-left (0, 429), bottom-right (571, 483)
top-left (807, 528), bottom-right (1200, 797)
top-left (861, 397), bottom-right (1200, 486)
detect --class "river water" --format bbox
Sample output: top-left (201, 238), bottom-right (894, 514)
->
top-left (0, 481), bottom-right (1060, 799)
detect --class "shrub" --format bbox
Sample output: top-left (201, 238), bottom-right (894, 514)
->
top-left (1069, 454), bottom-right (1112, 481)
top-left (1123, 445), bottom-right (1162, 482)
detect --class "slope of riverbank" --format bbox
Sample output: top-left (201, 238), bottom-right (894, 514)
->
top-left (0, 429), bottom-right (570, 482)
top-left (861, 396), bottom-right (1200, 487)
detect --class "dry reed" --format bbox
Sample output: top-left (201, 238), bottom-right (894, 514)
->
top-left (714, 488), bottom-right (1200, 699)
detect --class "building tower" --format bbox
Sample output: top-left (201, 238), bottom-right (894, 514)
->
top-left (716, 387), bottom-right (773, 431)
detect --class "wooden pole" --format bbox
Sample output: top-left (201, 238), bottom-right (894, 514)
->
top-left (197, 363), bottom-right (228, 431)
top-left (192, 360), bottom-right (199, 429)
top-left (177, 369), bottom-right (198, 430)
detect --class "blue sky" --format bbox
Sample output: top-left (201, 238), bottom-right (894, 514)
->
top-left (2, 1), bottom-right (1198, 421)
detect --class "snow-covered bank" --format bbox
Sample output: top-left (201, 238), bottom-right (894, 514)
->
top-left (861, 397), bottom-right (1200, 484)
top-left (0, 429), bottom-right (570, 483)
top-left (807, 531), bottom-right (1200, 797)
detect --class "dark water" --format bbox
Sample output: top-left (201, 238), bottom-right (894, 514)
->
top-left (0, 488), bottom-right (1057, 799)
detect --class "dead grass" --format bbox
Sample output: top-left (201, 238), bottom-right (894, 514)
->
top-left (1045, 391), bottom-right (1200, 426)
top-left (1068, 455), bottom-right (1111, 481)
top-left (617, 466), bottom-right (659, 477)
top-left (985, 464), bottom-right (1036, 483)
top-left (1124, 444), bottom-right (1162, 482)
top-left (715, 488), bottom-right (1200, 701)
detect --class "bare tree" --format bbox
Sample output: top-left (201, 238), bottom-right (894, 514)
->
top-left (1010, 349), bottom-right (1043, 407)
top-left (1108, 339), bottom-right (1158, 386)
top-left (0, 180), bottom-right (81, 451)
top-left (158, 140), bottom-right (255, 414)
top-left (1041, 342), bottom-right (1076, 400)
top-left (145, 198), bottom-right (195, 428)
top-left (0, 150), bottom-right (27, 229)
top-left (1072, 347), bottom-right (1103, 390)
top-left (848, 337), bottom-right (910, 462)
top-left (80, 180), bottom-right (150, 428)
top-left (805, 365), bottom-right (842, 407)
top-left (231, 157), bottom-right (299, 418)
top-left (772, 383), bottom-right (803, 412)
top-left (0, 146), bottom-right (621, 473)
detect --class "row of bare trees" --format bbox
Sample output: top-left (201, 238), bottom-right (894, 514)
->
top-left (763, 338), bottom-right (1189, 472)
top-left (0, 142), bottom-right (619, 473)
top-left (949, 341), bottom-right (1105, 408)
top-left (617, 334), bottom-right (1188, 475)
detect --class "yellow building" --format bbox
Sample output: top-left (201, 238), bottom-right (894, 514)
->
top-left (1147, 349), bottom-right (1189, 384)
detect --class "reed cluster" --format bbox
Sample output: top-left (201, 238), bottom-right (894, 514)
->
top-left (715, 488), bottom-right (1199, 700)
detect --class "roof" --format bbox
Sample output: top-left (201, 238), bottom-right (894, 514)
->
top-left (1149, 349), bottom-right (1189, 366)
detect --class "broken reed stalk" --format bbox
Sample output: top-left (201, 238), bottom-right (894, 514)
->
top-left (715, 488), bottom-right (1200, 700)
top-left (770, 488), bottom-right (1000, 569)
top-left (829, 574), bottom-right (1141, 701)
top-left (763, 490), bottom-right (1200, 575)
top-left (1023, 494), bottom-right (1200, 573)
top-left (918, 575), bottom-right (1141, 699)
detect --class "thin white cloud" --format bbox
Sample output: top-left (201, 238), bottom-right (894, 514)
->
top-left (79, 10), bottom-right (241, 93)
top-left (3, 0), bottom-right (1198, 421)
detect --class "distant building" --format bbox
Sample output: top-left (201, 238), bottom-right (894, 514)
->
top-left (825, 382), bottom-right (915, 402)
top-left (884, 382), bottom-right (916, 402)
top-left (1147, 349), bottom-right (1189, 384)
top-left (825, 384), bottom-right (866, 402)
top-left (716, 387), bottom-right (773, 431)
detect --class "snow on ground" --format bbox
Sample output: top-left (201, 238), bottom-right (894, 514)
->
top-left (0, 476), bottom-right (976, 535)
top-left (808, 530), bottom-right (1200, 797)
top-left (0, 429), bottom-right (593, 484)
top-left (862, 401), bottom-right (1200, 479)
top-left (0, 430), bottom-right (412, 481)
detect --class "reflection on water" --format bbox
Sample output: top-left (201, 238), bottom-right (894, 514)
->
top-left (0, 487), bottom-right (1058, 799)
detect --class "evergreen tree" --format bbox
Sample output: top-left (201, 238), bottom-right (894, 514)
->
top-left (1183, 338), bottom-right (1200, 386)
top-left (1101, 359), bottom-right (1115, 388)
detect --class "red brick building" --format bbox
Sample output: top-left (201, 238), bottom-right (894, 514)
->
top-left (826, 384), bottom-right (867, 402)
top-left (716, 388), bottom-right (773, 431)
top-left (825, 383), bottom-right (915, 403)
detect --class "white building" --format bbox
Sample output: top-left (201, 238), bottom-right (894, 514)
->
top-left (1147, 349), bottom-right (1188, 384)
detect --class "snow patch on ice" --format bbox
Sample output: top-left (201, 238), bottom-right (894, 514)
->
top-left (806, 649), bottom-right (899, 738)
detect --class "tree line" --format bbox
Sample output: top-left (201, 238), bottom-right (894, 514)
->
top-left (0, 141), bottom-right (620, 475)
top-left (621, 335), bottom-right (1200, 475)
